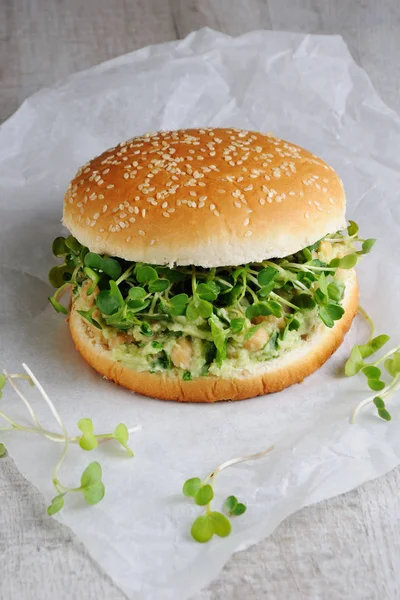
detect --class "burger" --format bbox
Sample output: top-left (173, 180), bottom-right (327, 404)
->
top-left (49, 127), bottom-right (365, 403)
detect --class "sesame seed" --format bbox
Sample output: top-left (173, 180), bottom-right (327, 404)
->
top-left (129, 217), bottom-right (135, 223)
top-left (244, 184), bottom-right (253, 191)
top-left (106, 184), bottom-right (115, 189)
top-left (199, 196), bottom-right (208, 201)
top-left (139, 230), bottom-right (145, 236)
top-left (102, 168), bottom-right (110, 174)
top-left (161, 201), bottom-right (168, 208)
top-left (234, 201), bottom-right (242, 209)
top-left (123, 173), bottom-right (129, 179)
top-left (244, 231), bottom-right (252, 237)
top-left (305, 212), bottom-right (310, 219)
top-left (163, 212), bottom-right (170, 218)
top-left (93, 212), bottom-right (100, 219)
top-left (243, 218), bottom-right (250, 226)
top-left (259, 198), bottom-right (266, 205)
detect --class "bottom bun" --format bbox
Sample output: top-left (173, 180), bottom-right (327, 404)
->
top-left (69, 270), bottom-right (358, 403)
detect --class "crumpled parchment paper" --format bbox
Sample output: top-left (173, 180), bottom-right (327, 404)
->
top-left (1, 28), bottom-right (400, 600)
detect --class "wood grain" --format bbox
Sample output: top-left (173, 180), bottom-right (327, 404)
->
top-left (1, 1), bottom-right (400, 599)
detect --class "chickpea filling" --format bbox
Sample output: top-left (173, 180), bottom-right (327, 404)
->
top-left (48, 223), bottom-right (371, 380)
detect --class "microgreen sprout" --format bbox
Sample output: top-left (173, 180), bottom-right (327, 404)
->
top-left (346, 307), bottom-right (400, 423)
top-left (0, 365), bottom-right (139, 514)
top-left (183, 445), bottom-right (274, 543)
top-left (47, 223), bottom-right (372, 377)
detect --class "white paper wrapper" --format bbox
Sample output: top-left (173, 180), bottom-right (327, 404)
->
top-left (1, 28), bottom-right (400, 600)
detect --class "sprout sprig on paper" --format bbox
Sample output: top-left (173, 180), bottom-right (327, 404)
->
top-left (0, 365), bottom-right (138, 514)
top-left (183, 445), bottom-right (274, 543)
top-left (346, 308), bottom-right (400, 422)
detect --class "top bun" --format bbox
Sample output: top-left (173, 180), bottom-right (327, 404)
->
top-left (63, 128), bottom-right (346, 267)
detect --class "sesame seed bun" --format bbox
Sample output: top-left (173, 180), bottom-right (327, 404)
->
top-left (63, 128), bottom-right (346, 267)
top-left (68, 270), bottom-right (358, 403)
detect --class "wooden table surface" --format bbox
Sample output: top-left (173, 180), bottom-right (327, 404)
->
top-left (1, 2), bottom-right (400, 599)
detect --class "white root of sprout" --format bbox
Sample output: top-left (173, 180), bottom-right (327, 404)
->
top-left (1, 364), bottom-right (141, 444)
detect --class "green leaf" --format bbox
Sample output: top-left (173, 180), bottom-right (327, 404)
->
top-left (48, 295), bottom-right (68, 315)
top-left (77, 308), bottom-right (102, 330)
top-left (265, 300), bottom-right (282, 318)
top-left (0, 374), bottom-right (6, 398)
top-left (208, 511), bottom-right (232, 538)
top-left (196, 283), bottom-right (219, 301)
top-left (101, 258), bottom-right (122, 280)
top-left (113, 423), bottom-right (134, 456)
top-left (257, 281), bottom-right (276, 298)
top-left (128, 287), bottom-right (147, 300)
top-left (148, 279), bottom-right (169, 293)
top-left (361, 239), bottom-right (376, 254)
top-left (219, 283), bottom-right (243, 307)
top-left (52, 236), bottom-right (69, 257)
top-left (152, 341), bottom-right (163, 349)
top-left (345, 345), bottom-right (364, 376)
top-left (96, 281), bottom-right (124, 315)
top-left (318, 272), bottom-right (328, 295)
top-left (47, 493), bottom-right (65, 516)
top-left (80, 461), bottom-right (102, 488)
top-left (329, 253), bottom-right (358, 269)
top-left (362, 366), bottom-right (381, 380)
top-left (169, 294), bottom-right (189, 316)
top-left (79, 433), bottom-right (98, 451)
top-left (373, 397), bottom-right (392, 421)
top-left (230, 318), bottom-right (245, 334)
top-left (288, 318), bottom-right (300, 331)
top-left (182, 371), bottom-right (192, 381)
top-left (258, 267), bottom-right (277, 286)
top-left (347, 220), bottom-right (359, 236)
top-left (327, 280), bottom-right (345, 302)
top-left (65, 235), bottom-right (82, 254)
top-left (373, 396), bottom-right (384, 409)
top-left (187, 298), bottom-right (213, 321)
top-left (83, 481), bottom-right (105, 505)
top-left (232, 503), bottom-right (247, 516)
top-left (292, 294), bottom-right (316, 310)
top-left (209, 315), bottom-right (226, 352)
top-left (191, 515), bottom-right (215, 543)
top-left (378, 408), bottom-right (392, 421)
top-left (77, 418), bottom-right (94, 434)
top-left (194, 484), bottom-right (214, 506)
top-left (326, 303), bottom-right (345, 320)
top-left (223, 495), bottom-right (238, 515)
top-left (367, 379), bottom-right (386, 392)
top-left (0, 443), bottom-right (7, 457)
top-left (136, 265), bottom-right (158, 283)
top-left (358, 334), bottom-right (390, 359)
top-left (48, 265), bottom-right (72, 288)
top-left (384, 352), bottom-right (400, 377)
top-left (319, 307), bottom-right (334, 328)
top-left (84, 253), bottom-right (121, 280)
top-left (183, 477), bottom-right (202, 498)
